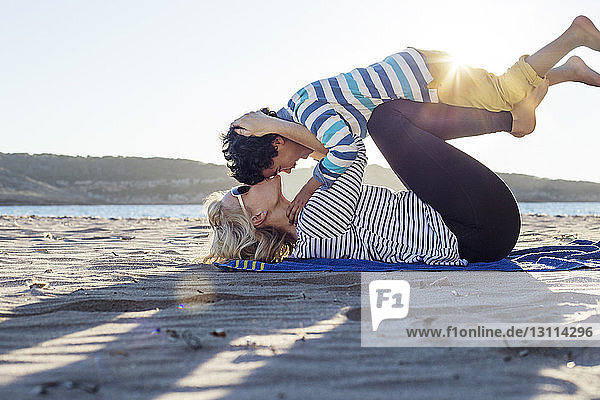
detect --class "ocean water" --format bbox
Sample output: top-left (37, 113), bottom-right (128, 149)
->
top-left (517, 202), bottom-right (600, 216)
top-left (1, 202), bottom-right (600, 219)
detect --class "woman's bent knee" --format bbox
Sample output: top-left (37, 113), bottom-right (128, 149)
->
top-left (458, 200), bottom-right (521, 262)
top-left (367, 101), bottom-right (399, 138)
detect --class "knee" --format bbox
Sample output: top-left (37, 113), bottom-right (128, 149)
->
top-left (367, 102), bottom-right (396, 139)
top-left (476, 204), bottom-right (521, 261)
top-left (460, 197), bottom-right (521, 262)
top-left (497, 208), bottom-right (521, 258)
top-left (486, 223), bottom-right (520, 261)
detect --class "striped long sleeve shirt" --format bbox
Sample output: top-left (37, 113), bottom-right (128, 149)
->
top-left (277, 47), bottom-right (438, 189)
top-left (291, 134), bottom-right (467, 266)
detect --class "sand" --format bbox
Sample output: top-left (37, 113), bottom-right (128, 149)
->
top-left (1, 214), bottom-right (600, 399)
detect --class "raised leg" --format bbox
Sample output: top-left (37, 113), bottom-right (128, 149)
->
top-left (546, 56), bottom-right (600, 86)
top-left (526, 16), bottom-right (600, 77)
top-left (367, 100), bottom-right (520, 262)
top-left (369, 100), bottom-right (513, 141)
top-left (390, 83), bottom-right (547, 139)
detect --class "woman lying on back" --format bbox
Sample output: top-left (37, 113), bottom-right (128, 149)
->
top-left (205, 96), bottom-right (540, 265)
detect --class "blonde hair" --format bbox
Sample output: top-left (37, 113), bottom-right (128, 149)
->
top-left (203, 191), bottom-right (295, 263)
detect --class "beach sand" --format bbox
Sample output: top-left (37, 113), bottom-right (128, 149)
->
top-left (1, 214), bottom-right (600, 399)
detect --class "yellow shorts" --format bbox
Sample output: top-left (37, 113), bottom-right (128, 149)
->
top-left (419, 49), bottom-right (545, 112)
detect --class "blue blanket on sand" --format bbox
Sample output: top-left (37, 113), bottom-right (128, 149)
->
top-left (215, 240), bottom-right (600, 272)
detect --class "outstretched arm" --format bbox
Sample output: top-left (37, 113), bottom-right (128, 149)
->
top-left (232, 111), bottom-right (328, 156)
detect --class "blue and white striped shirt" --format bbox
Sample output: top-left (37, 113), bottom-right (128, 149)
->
top-left (277, 47), bottom-right (438, 189)
top-left (292, 134), bottom-right (466, 266)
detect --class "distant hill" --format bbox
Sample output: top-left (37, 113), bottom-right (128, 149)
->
top-left (0, 153), bottom-right (237, 205)
top-left (1, 153), bottom-right (599, 205)
top-left (497, 173), bottom-right (600, 202)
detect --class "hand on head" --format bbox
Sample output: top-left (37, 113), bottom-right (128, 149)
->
top-left (230, 109), bottom-right (277, 137)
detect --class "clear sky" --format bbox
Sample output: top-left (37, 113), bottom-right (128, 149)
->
top-left (2, 0), bottom-right (600, 183)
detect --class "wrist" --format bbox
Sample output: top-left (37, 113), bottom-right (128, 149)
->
top-left (306, 177), bottom-right (321, 191)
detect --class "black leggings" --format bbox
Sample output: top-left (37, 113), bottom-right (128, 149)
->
top-left (367, 99), bottom-right (520, 262)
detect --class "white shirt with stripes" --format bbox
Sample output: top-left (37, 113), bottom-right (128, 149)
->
top-left (291, 135), bottom-right (468, 266)
top-left (277, 47), bottom-right (439, 189)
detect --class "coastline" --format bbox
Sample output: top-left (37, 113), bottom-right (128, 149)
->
top-left (2, 202), bottom-right (600, 221)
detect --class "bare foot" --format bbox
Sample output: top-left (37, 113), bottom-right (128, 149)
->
top-left (568, 16), bottom-right (600, 52)
top-left (510, 79), bottom-right (549, 138)
top-left (548, 56), bottom-right (600, 87)
top-left (563, 55), bottom-right (600, 86)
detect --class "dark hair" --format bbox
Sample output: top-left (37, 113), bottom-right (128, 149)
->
top-left (222, 108), bottom-right (280, 185)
